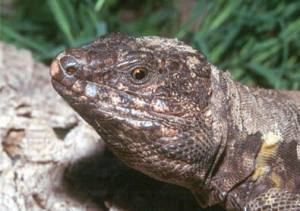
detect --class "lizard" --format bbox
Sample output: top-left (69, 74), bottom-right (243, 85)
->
top-left (50, 33), bottom-right (300, 210)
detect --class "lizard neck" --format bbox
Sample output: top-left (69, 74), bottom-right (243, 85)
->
top-left (224, 73), bottom-right (300, 142)
top-left (203, 69), bottom-right (300, 209)
top-left (194, 68), bottom-right (265, 208)
top-left (191, 67), bottom-right (238, 207)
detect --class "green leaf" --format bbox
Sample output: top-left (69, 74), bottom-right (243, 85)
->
top-left (0, 23), bottom-right (46, 53)
top-left (247, 63), bottom-right (282, 88)
top-left (95, 0), bottom-right (106, 12)
top-left (48, 0), bottom-right (74, 44)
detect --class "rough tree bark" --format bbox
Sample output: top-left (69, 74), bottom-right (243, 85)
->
top-left (0, 42), bottom-right (105, 211)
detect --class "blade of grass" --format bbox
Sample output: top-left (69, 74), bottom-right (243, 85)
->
top-left (0, 23), bottom-right (46, 54)
top-left (280, 19), bottom-right (300, 42)
top-left (48, 0), bottom-right (74, 45)
top-left (95, 0), bottom-right (106, 12)
top-left (209, 1), bottom-right (239, 31)
top-left (247, 63), bottom-right (282, 88)
top-left (210, 26), bottom-right (240, 62)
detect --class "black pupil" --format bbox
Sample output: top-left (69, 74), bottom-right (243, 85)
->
top-left (132, 69), bottom-right (147, 80)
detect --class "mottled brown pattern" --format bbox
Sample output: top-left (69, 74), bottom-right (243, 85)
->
top-left (50, 33), bottom-right (300, 210)
top-left (246, 189), bottom-right (300, 210)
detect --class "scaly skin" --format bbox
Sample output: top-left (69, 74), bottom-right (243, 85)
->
top-left (50, 33), bottom-right (300, 210)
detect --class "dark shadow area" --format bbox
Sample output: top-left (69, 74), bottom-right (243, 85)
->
top-left (62, 147), bottom-right (225, 211)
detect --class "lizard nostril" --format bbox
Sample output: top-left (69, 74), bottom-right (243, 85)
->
top-left (65, 66), bottom-right (77, 75)
top-left (60, 56), bottom-right (79, 76)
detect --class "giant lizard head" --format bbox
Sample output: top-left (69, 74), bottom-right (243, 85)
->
top-left (50, 33), bottom-right (220, 189)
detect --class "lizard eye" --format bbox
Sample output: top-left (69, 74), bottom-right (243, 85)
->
top-left (130, 67), bottom-right (148, 82)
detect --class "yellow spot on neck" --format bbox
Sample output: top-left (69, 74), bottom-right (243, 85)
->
top-left (252, 132), bottom-right (282, 180)
top-left (262, 132), bottom-right (282, 146)
top-left (271, 172), bottom-right (282, 188)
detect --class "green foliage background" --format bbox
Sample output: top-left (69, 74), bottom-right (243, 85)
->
top-left (1, 0), bottom-right (299, 89)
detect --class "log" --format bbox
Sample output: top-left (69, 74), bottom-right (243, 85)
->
top-left (0, 42), bottom-right (104, 210)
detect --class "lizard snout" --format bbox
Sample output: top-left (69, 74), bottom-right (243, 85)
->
top-left (50, 54), bottom-right (82, 89)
